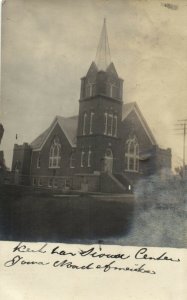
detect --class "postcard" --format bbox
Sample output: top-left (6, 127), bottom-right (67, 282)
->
top-left (0, 0), bottom-right (187, 299)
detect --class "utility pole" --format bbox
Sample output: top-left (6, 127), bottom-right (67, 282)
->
top-left (174, 119), bottom-right (187, 178)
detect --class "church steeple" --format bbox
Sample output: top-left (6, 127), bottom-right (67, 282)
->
top-left (77, 20), bottom-right (123, 175)
top-left (95, 19), bottom-right (111, 71)
top-left (80, 19), bottom-right (123, 102)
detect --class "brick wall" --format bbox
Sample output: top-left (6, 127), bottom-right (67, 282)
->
top-left (30, 123), bottom-right (74, 180)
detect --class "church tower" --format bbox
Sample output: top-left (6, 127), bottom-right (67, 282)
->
top-left (76, 19), bottom-right (123, 174)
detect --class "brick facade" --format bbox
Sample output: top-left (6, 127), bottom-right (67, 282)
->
top-left (11, 23), bottom-right (172, 193)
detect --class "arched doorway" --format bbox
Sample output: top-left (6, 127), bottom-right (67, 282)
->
top-left (104, 148), bottom-right (113, 173)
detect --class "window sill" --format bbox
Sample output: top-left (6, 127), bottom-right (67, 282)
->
top-left (124, 169), bottom-right (139, 173)
top-left (48, 166), bottom-right (61, 169)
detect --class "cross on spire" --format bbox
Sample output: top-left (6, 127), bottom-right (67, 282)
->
top-left (95, 18), bottom-right (111, 71)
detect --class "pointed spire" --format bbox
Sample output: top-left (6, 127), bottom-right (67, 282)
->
top-left (95, 19), bottom-right (111, 71)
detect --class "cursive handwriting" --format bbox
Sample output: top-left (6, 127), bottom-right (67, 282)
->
top-left (53, 259), bottom-right (94, 270)
top-left (51, 246), bottom-right (76, 257)
top-left (135, 248), bottom-right (180, 262)
top-left (53, 259), bottom-right (155, 274)
top-left (13, 242), bottom-right (48, 254)
top-left (79, 247), bottom-right (130, 260)
top-left (4, 255), bottom-right (50, 267)
top-left (3, 243), bottom-right (181, 276)
top-left (96, 261), bottom-right (156, 274)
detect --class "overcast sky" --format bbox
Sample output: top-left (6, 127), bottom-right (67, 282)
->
top-left (1, 0), bottom-right (187, 169)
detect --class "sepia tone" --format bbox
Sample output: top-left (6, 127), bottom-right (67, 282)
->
top-left (0, 0), bottom-right (187, 248)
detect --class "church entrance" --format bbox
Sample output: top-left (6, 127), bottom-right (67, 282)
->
top-left (104, 148), bottom-right (113, 174)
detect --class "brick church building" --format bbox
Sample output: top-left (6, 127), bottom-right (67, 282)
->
top-left (12, 20), bottom-right (171, 193)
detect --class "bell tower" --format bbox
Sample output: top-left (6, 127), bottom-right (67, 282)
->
top-left (76, 19), bottom-right (123, 174)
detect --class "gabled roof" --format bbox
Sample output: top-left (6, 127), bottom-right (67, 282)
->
top-left (31, 115), bottom-right (78, 151)
top-left (122, 102), bottom-right (157, 145)
top-left (122, 102), bottom-right (136, 119)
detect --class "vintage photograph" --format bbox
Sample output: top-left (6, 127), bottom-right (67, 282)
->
top-left (0, 0), bottom-right (187, 248)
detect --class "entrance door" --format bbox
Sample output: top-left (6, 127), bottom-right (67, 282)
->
top-left (104, 149), bottom-right (113, 174)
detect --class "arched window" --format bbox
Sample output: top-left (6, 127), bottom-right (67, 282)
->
top-left (70, 152), bottom-right (75, 168)
top-left (88, 148), bottom-right (92, 167)
top-left (104, 112), bottom-right (108, 135)
top-left (103, 113), bottom-right (118, 137)
top-left (113, 115), bottom-right (118, 137)
top-left (37, 153), bottom-right (41, 168)
top-left (110, 83), bottom-right (118, 98)
top-left (82, 112), bottom-right (87, 135)
top-left (86, 82), bottom-right (96, 97)
top-left (49, 137), bottom-right (61, 168)
top-left (89, 112), bottom-right (95, 134)
top-left (81, 150), bottom-right (85, 167)
top-left (125, 137), bottom-right (139, 172)
top-left (108, 114), bottom-right (113, 136)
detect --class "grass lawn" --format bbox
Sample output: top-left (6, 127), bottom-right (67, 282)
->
top-left (0, 185), bottom-right (134, 243)
top-left (0, 184), bottom-right (186, 248)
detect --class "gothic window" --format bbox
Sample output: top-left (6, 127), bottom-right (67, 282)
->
top-left (113, 115), bottom-right (118, 137)
top-left (81, 151), bottom-right (85, 167)
top-left (110, 84), bottom-right (118, 98)
top-left (89, 112), bottom-right (95, 134)
top-left (82, 112), bottom-right (87, 135)
top-left (104, 113), bottom-right (108, 135)
top-left (70, 153), bottom-right (75, 168)
top-left (37, 153), bottom-right (41, 168)
top-left (108, 114), bottom-right (113, 136)
top-left (88, 148), bottom-right (92, 167)
top-left (125, 137), bottom-right (139, 172)
top-left (49, 137), bottom-right (61, 168)
top-left (104, 113), bottom-right (118, 136)
top-left (86, 82), bottom-right (96, 97)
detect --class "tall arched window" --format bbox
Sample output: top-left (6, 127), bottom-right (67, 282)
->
top-left (89, 112), bottom-right (95, 134)
top-left (108, 114), bottom-right (113, 136)
top-left (81, 150), bottom-right (85, 167)
top-left (37, 153), bottom-right (41, 168)
top-left (125, 136), bottom-right (139, 172)
top-left (70, 152), bottom-right (75, 168)
top-left (110, 83), bottom-right (118, 98)
top-left (113, 115), bottom-right (118, 137)
top-left (104, 112), bottom-right (108, 135)
top-left (49, 136), bottom-right (61, 168)
top-left (103, 113), bottom-right (118, 137)
top-left (86, 82), bottom-right (96, 97)
top-left (88, 148), bottom-right (92, 167)
top-left (82, 112), bottom-right (87, 135)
